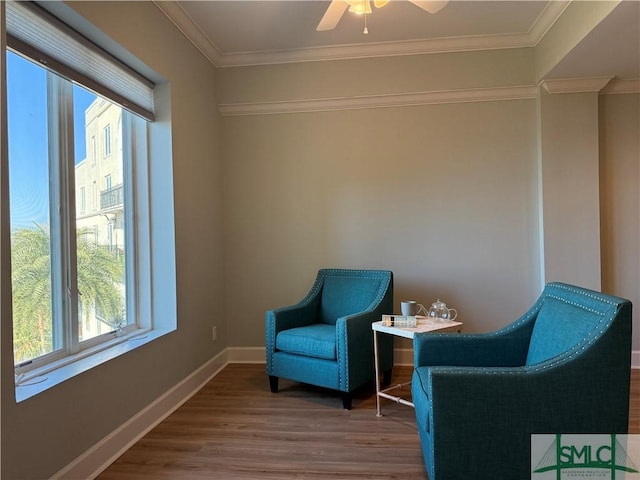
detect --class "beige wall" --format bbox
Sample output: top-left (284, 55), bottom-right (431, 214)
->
top-left (218, 52), bottom-right (639, 354)
top-left (216, 48), bottom-right (535, 103)
top-left (1, 2), bottom-right (223, 479)
top-left (538, 90), bottom-right (602, 291)
top-left (219, 51), bottom-right (543, 349)
top-left (599, 93), bottom-right (640, 351)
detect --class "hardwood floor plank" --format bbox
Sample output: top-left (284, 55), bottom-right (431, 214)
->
top-left (97, 365), bottom-right (640, 479)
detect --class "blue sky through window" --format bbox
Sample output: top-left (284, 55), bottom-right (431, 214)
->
top-left (7, 50), bottom-right (97, 230)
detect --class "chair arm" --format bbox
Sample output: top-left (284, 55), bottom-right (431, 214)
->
top-left (413, 331), bottom-right (531, 368)
top-left (413, 301), bottom-right (539, 368)
top-left (266, 302), bottom-right (318, 334)
top-left (337, 310), bottom-right (379, 354)
top-left (338, 310), bottom-right (378, 344)
top-left (335, 310), bottom-right (380, 390)
top-left (265, 301), bottom-right (320, 376)
top-left (413, 312), bottom-right (537, 368)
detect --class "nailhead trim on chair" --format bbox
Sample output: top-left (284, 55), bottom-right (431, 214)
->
top-left (265, 313), bottom-right (275, 375)
top-left (338, 321), bottom-right (347, 390)
top-left (268, 269), bottom-right (392, 393)
top-left (322, 270), bottom-right (391, 310)
top-left (321, 270), bottom-right (392, 391)
top-left (429, 286), bottom-right (621, 376)
top-left (549, 282), bottom-right (619, 306)
top-left (546, 293), bottom-right (608, 315)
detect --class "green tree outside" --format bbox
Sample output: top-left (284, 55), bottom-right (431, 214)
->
top-left (11, 224), bottom-right (125, 364)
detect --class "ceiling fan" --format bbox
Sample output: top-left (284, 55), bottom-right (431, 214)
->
top-left (316, 0), bottom-right (449, 32)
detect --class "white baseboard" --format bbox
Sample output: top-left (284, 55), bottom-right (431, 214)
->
top-left (51, 349), bottom-right (230, 480)
top-left (53, 346), bottom-right (640, 479)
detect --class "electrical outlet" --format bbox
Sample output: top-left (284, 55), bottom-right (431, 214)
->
top-left (212, 326), bottom-right (217, 342)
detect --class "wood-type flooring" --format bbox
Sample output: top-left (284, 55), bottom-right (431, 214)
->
top-left (97, 365), bottom-right (640, 480)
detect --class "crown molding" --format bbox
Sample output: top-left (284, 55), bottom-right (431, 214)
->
top-left (154, 1), bottom-right (569, 68)
top-left (540, 76), bottom-right (614, 94)
top-left (528, 1), bottom-right (571, 45)
top-left (601, 78), bottom-right (640, 95)
top-left (218, 85), bottom-right (539, 116)
top-left (153, 1), bottom-right (222, 65)
top-left (216, 33), bottom-right (533, 68)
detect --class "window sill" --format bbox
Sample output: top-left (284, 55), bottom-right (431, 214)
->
top-left (15, 328), bottom-right (174, 402)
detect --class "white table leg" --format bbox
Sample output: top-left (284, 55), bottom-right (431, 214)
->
top-left (374, 328), bottom-right (382, 417)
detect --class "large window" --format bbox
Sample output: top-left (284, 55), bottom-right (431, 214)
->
top-left (5, 2), bottom-right (175, 397)
top-left (7, 51), bottom-right (135, 367)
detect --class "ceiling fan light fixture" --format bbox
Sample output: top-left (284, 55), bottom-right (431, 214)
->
top-left (316, 0), bottom-right (449, 33)
top-left (346, 0), bottom-right (372, 15)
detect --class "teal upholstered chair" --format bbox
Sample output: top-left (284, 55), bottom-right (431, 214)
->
top-left (266, 269), bottom-right (394, 409)
top-left (411, 282), bottom-right (632, 480)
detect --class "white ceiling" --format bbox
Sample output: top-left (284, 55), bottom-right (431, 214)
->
top-left (156, 0), bottom-right (640, 79)
top-left (179, 1), bottom-right (548, 52)
top-left (544, 0), bottom-right (640, 80)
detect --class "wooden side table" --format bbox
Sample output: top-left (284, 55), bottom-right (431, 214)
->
top-left (372, 316), bottom-right (463, 417)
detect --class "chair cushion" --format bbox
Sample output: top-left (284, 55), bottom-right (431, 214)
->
top-left (526, 296), bottom-right (606, 365)
top-left (276, 324), bottom-right (336, 360)
top-left (319, 275), bottom-right (382, 325)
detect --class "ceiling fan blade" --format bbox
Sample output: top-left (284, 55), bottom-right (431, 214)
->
top-left (408, 0), bottom-right (449, 14)
top-left (316, 0), bottom-right (349, 31)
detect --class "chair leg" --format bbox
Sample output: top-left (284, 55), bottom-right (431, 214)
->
top-left (269, 375), bottom-right (279, 393)
top-left (342, 392), bottom-right (353, 410)
top-left (382, 368), bottom-right (392, 388)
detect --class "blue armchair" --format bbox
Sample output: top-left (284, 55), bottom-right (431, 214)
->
top-left (266, 269), bottom-right (394, 409)
top-left (411, 282), bottom-right (632, 479)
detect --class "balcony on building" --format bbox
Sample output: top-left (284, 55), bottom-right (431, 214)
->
top-left (101, 184), bottom-right (124, 211)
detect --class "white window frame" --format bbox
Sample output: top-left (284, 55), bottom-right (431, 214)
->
top-left (6, 1), bottom-right (176, 402)
top-left (10, 65), bottom-right (143, 375)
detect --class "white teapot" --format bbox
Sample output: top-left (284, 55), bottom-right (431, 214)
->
top-left (427, 299), bottom-right (457, 323)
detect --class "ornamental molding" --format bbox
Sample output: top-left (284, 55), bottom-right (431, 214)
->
top-left (601, 78), bottom-right (640, 95)
top-left (218, 85), bottom-right (539, 116)
top-left (540, 76), bottom-right (614, 94)
top-left (153, 1), bottom-right (222, 66)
